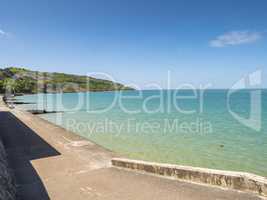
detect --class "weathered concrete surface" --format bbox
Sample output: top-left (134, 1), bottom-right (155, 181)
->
top-left (0, 139), bottom-right (16, 200)
top-left (0, 98), bottom-right (264, 199)
top-left (0, 98), bottom-right (16, 200)
top-left (112, 158), bottom-right (267, 197)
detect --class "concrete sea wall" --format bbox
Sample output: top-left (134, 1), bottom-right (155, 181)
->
top-left (112, 158), bottom-right (267, 197)
top-left (0, 139), bottom-right (16, 200)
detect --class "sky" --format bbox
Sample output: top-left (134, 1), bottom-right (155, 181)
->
top-left (0, 0), bottom-right (267, 89)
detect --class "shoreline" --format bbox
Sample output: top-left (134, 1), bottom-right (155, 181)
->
top-left (18, 105), bottom-right (267, 197)
top-left (0, 96), bottom-right (266, 199)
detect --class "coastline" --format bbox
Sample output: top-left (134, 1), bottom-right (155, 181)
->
top-left (17, 90), bottom-right (267, 177)
top-left (0, 96), bottom-right (266, 199)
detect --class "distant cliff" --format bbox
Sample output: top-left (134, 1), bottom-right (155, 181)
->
top-left (0, 67), bottom-right (133, 94)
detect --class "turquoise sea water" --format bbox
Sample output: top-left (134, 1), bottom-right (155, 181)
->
top-left (18, 90), bottom-right (267, 176)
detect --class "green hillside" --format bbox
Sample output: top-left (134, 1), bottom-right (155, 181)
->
top-left (0, 67), bottom-right (133, 94)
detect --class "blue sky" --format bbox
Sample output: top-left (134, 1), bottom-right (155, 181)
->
top-left (0, 0), bottom-right (267, 88)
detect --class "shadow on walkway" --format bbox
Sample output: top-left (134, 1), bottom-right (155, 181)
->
top-left (0, 111), bottom-right (61, 200)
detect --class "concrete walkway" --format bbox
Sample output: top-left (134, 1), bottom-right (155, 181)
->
top-left (0, 100), bottom-right (263, 199)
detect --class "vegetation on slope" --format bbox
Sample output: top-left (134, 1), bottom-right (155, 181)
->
top-left (0, 67), bottom-right (133, 94)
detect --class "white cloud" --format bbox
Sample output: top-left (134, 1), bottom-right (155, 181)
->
top-left (210, 31), bottom-right (263, 47)
top-left (0, 29), bottom-right (9, 38)
top-left (0, 29), bottom-right (8, 37)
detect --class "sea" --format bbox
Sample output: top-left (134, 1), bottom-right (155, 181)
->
top-left (17, 89), bottom-right (267, 176)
